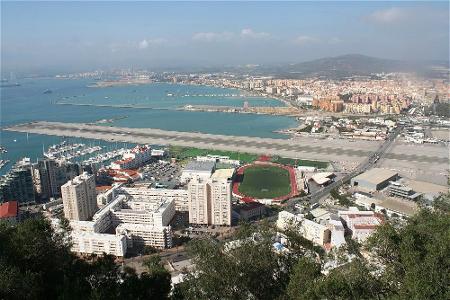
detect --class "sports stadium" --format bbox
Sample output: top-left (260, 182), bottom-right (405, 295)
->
top-left (232, 160), bottom-right (299, 202)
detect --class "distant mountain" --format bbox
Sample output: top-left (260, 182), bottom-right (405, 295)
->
top-left (255, 54), bottom-right (448, 79)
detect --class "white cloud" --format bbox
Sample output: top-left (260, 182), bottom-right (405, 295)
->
top-left (367, 7), bottom-right (410, 24)
top-left (192, 31), bottom-right (234, 42)
top-left (293, 35), bottom-right (319, 45)
top-left (138, 39), bottom-right (149, 49)
top-left (240, 28), bottom-right (270, 39)
top-left (328, 37), bottom-right (343, 44)
top-left (138, 38), bottom-right (167, 49)
top-left (191, 28), bottom-right (270, 43)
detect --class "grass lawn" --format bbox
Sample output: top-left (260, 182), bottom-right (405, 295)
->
top-left (169, 146), bottom-right (258, 163)
top-left (238, 165), bottom-right (291, 199)
top-left (270, 156), bottom-right (329, 169)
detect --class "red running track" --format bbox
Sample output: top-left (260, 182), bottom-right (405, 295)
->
top-left (233, 162), bottom-right (299, 202)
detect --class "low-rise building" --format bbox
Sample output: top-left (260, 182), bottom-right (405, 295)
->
top-left (71, 232), bottom-right (127, 257)
top-left (387, 183), bottom-right (422, 200)
top-left (236, 201), bottom-right (265, 221)
top-left (0, 201), bottom-right (19, 225)
top-left (338, 208), bottom-right (383, 242)
top-left (277, 211), bottom-right (332, 247)
top-left (353, 192), bottom-right (419, 217)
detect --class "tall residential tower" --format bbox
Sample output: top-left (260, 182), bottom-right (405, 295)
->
top-left (61, 172), bottom-right (97, 221)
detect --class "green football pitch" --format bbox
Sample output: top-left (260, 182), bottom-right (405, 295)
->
top-left (238, 165), bottom-right (291, 199)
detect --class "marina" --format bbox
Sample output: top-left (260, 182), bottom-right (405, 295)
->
top-left (81, 148), bottom-right (127, 166)
top-left (44, 141), bottom-right (103, 161)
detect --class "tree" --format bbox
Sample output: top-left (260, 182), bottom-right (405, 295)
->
top-left (0, 217), bottom-right (172, 300)
top-left (366, 197), bottom-right (450, 299)
top-left (314, 259), bottom-right (387, 300)
top-left (287, 257), bottom-right (321, 300)
top-left (178, 225), bottom-right (296, 300)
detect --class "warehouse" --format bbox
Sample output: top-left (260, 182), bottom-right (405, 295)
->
top-left (351, 168), bottom-right (398, 191)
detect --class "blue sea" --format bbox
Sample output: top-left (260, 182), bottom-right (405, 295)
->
top-left (0, 78), bottom-right (297, 174)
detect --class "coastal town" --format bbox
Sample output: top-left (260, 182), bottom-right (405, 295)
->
top-left (1, 1), bottom-right (449, 298)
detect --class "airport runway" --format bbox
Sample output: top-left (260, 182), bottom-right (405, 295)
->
top-left (4, 121), bottom-right (448, 166)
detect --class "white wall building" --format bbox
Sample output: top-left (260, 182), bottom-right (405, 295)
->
top-left (116, 223), bottom-right (172, 248)
top-left (209, 177), bottom-right (232, 226)
top-left (110, 145), bottom-right (152, 170)
top-left (61, 172), bottom-right (97, 221)
top-left (61, 193), bottom-right (175, 256)
top-left (118, 186), bottom-right (189, 211)
top-left (338, 208), bottom-right (383, 242)
top-left (188, 174), bottom-right (232, 226)
top-left (71, 231), bottom-right (127, 257)
top-left (277, 210), bottom-right (342, 248)
top-left (96, 183), bottom-right (122, 206)
top-left (188, 178), bottom-right (209, 225)
top-left (111, 198), bottom-right (175, 228)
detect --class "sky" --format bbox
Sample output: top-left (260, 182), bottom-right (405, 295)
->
top-left (1, 1), bottom-right (449, 73)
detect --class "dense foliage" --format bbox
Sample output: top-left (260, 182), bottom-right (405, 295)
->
top-left (0, 218), bottom-right (171, 300)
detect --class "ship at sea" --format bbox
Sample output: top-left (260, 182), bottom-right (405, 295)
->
top-left (43, 89), bottom-right (52, 94)
top-left (0, 82), bottom-right (21, 88)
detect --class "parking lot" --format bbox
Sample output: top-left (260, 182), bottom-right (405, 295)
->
top-left (140, 160), bottom-right (182, 189)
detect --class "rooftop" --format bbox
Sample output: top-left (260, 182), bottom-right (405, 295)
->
top-left (353, 168), bottom-right (398, 184)
top-left (0, 201), bottom-right (18, 218)
top-left (211, 168), bottom-right (235, 180)
top-left (184, 160), bottom-right (215, 172)
top-left (239, 201), bottom-right (265, 212)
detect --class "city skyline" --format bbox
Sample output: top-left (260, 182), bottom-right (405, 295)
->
top-left (2, 1), bottom-right (449, 73)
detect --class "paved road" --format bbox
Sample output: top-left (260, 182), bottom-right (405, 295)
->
top-left (285, 126), bottom-right (403, 209)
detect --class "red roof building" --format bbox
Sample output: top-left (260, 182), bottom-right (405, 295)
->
top-left (0, 201), bottom-right (19, 223)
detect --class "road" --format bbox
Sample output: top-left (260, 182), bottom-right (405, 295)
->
top-left (285, 126), bottom-right (403, 208)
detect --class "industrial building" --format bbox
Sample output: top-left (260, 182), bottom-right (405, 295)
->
top-left (350, 168), bottom-right (398, 191)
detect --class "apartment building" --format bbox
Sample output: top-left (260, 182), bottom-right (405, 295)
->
top-left (61, 172), bottom-right (97, 221)
top-left (188, 172), bottom-right (232, 226)
top-left (71, 231), bottom-right (127, 257)
top-left (118, 186), bottom-right (189, 211)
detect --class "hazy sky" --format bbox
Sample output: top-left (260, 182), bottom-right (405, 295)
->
top-left (1, 1), bottom-right (449, 73)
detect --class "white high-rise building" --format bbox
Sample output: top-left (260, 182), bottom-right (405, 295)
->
top-left (188, 178), bottom-right (209, 225)
top-left (61, 172), bottom-right (97, 221)
top-left (188, 171), bottom-right (232, 226)
top-left (209, 178), bottom-right (232, 226)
